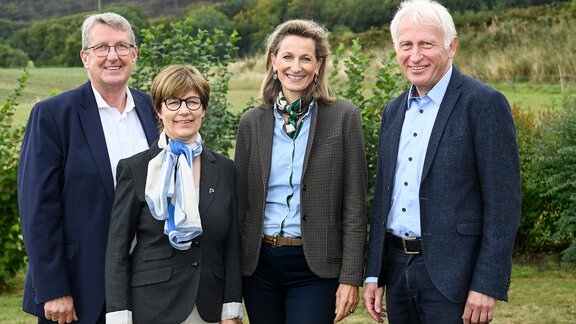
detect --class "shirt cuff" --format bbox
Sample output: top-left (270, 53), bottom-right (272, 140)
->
top-left (106, 310), bottom-right (133, 324)
top-left (365, 276), bottom-right (378, 284)
top-left (221, 302), bottom-right (244, 321)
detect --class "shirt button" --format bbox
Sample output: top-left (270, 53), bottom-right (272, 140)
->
top-left (408, 157), bottom-right (413, 161)
top-left (402, 208), bottom-right (406, 212)
top-left (413, 133), bottom-right (418, 137)
top-left (404, 182), bottom-right (408, 186)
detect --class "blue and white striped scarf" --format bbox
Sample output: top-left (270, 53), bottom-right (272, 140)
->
top-left (144, 131), bottom-right (203, 250)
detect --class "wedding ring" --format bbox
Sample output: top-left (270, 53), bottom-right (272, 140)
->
top-left (349, 309), bottom-right (355, 314)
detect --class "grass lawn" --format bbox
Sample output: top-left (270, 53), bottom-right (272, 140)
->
top-left (1, 260), bottom-right (575, 323)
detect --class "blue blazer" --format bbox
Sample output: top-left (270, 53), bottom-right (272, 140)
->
top-left (18, 81), bottom-right (158, 323)
top-left (365, 67), bottom-right (521, 302)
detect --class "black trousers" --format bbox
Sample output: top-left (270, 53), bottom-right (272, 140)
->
top-left (243, 242), bottom-right (339, 324)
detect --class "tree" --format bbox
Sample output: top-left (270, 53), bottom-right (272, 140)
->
top-left (132, 18), bottom-right (241, 155)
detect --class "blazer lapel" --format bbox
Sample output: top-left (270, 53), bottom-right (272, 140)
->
top-left (302, 101), bottom-right (318, 176)
top-left (421, 67), bottom-right (463, 180)
top-left (198, 148), bottom-right (218, 214)
top-left (78, 82), bottom-right (115, 202)
top-left (256, 106), bottom-right (275, 189)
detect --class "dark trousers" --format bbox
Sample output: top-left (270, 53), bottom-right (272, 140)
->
top-left (243, 242), bottom-right (339, 324)
top-left (37, 305), bottom-right (105, 324)
top-left (385, 246), bottom-right (466, 324)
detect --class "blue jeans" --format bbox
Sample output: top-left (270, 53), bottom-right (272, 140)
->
top-left (243, 242), bottom-right (339, 324)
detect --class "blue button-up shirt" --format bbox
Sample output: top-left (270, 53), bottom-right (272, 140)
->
top-left (387, 66), bottom-right (453, 238)
top-left (263, 101), bottom-right (313, 237)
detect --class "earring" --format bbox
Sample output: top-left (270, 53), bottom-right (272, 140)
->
top-left (273, 71), bottom-right (278, 80)
top-left (314, 75), bottom-right (318, 83)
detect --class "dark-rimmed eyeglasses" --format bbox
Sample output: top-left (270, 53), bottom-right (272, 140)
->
top-left (164, 96), bottom-right (202, 111)
top-left (85, 43), bottom-right (135, 58)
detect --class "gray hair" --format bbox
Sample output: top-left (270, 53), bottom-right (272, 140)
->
top-left (390, 0), bottom-right (457, 50)
top-left (81, 12), bottom-right (136, 49)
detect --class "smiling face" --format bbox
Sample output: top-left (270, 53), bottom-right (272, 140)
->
top-left (80, 23), bottom-right (137, 93)
top-left (272, 35), bottom-right (322, 103)
top-left (158, 90), bottom-right (205, 144)
top-left (395, 16), bottom-right (457, 96)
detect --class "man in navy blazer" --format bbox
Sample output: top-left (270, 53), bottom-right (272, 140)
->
top-left (18, 13), bottom-right (158, 324)
top-left (363, 1), bottom-right (521, 323)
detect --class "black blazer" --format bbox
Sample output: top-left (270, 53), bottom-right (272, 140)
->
top-left (366, 67), bottom-right (521, 302)
top-left (18, 81), bottom-right (158, 323)
top-left (105, 140), bottom-right (242, 323)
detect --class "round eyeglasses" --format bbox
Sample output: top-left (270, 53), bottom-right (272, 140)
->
top-left (85, 43), bottom-right (135, 58)
top-left (164, 96), bottom-right (202, 111)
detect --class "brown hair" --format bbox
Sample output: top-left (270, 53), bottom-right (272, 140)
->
top-left (150, 64), bottom-right (210, 115)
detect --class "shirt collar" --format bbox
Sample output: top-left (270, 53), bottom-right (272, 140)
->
top-left (407, 65), bottom-right (453, 107)
top-left (91, 85), bottom-right (135, 114)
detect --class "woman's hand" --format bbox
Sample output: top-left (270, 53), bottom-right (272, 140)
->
top-left (334, 283), bottom-right (359, 322)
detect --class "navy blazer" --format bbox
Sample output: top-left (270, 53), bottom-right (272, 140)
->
top-left (18, 81), bottom-right (158, 323)
top-left (366, 67), bottom-right (521, 303)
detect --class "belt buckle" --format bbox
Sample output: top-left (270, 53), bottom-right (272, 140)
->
top-left (402, 237), bottom-right (420, 254)
top-left (272, 235), bottom-right (279, 247)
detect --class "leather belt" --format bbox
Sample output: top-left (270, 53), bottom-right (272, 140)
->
top-left (390, 235), bottom-right (422, 255)
top-left (262, 234), bottom-right (303, 247)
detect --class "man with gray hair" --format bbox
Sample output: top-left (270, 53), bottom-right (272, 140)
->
top-left (363, 0), bottom-right (521, 323)
top-left (18, 12), bottom-right (158, 323)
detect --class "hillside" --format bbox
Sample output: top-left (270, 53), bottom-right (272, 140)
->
top-left (0, 0), bottom-right (221, 21)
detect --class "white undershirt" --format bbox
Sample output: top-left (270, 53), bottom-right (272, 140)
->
top-left (92, 85), bottom-right (149, 185)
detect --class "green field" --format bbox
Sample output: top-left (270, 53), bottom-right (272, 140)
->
top-left (0, 67), bottom-right (566, 126)
top-left (2, 260), bottom-right (575, 324)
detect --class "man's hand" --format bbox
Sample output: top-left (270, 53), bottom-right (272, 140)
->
top-left (363, 282), bottom-right (387, 323)
top-left (44, 295), bottom-right (78, 324)
top-left (334, 283), bottom-right (359, 322)
top-left (462, 290), bottom-right (496, 324)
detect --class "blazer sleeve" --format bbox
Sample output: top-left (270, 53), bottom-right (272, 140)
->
top-left (18, 101), bottom-right (71, 303)
top-left (223, 166), bottom-right (243, 303)
top-left (105, 158), bottom-right (140, 313)
top-left (339, 103), bottom-right (368, 285)
top-left (469, 89), bottom-right (521, 300)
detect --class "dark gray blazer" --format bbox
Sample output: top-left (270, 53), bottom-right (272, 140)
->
top-left (105, 140), bottom-right (242, 323)
top-left (366, 66), bottom-right (521, 302)
top-left (235, 99), bottom-right (368, 286)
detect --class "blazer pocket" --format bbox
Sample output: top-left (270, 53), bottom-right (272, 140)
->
top-left (326, 224), bottom-right (343, 263)
top-left (142, 244), bottom-right (173, 261)
top-left (212, 264), bottom-right (225, 280)
top-left (456, 221), bottom-right (482, 236)
top-left (64, 243), bottom-right (76, 260)
top-left (131, 266), bottom-right (173, 287)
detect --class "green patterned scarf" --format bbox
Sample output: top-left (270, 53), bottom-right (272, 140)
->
top-left (276, 91), bottom-right (308, 139)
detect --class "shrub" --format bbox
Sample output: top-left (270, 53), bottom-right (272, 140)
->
top-left (526, 96), bottom-right (576, 262)
top-left (131, 18), bottom-right (240, 155)
top-left (0, 44), bottom-right (29, 68)
top-left (0, 69), bottom-right (28, 291)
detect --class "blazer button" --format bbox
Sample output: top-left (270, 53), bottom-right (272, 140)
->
top-left (302, 184), bottom-right (307, 191)
top-left (193, 240), bottom-right (200, 247)
top-left (302, 214), bottom-right (308, 221)
top-left (191, 262), bottom-right (199, 269)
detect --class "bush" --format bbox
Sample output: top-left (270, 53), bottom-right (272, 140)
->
top-left (0, 69), bottom-right (28, 291)
top-left (525, 96), bottom-right (576, 262)
top-left (0, 44), bottom-right (28, 68)
top-left (131, 18), bottom-right (241, 155)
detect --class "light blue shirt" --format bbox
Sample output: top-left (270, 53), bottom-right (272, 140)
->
top-left (366, 66), bottom-right (453, 284)
top-left (387, 66), bottom-right (452, 238)
top-left (263, 101), bottom-right (314, 237)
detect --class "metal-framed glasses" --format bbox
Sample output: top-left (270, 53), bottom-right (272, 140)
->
top-left (85, 43), bottom-right (135, 58)
top-left (164, 96), bottom-right (202, 111)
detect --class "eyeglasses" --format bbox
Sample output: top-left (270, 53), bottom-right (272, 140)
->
top-left (163, 96), bottom-right (202, 111)
top-left (85, 43), bottom-right (135, 58)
